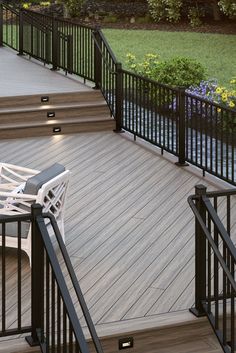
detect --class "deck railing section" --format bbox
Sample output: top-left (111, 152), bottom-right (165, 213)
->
top-left (189, 185), bottom-right (236, 353)
top-left (0, 3), bottom-right (19, 50)
top-left (0, 2), bottom-right (236, 185)
top-left (92, 29), bottom-right (119, 120)
top-left (0, 213), bottom-right (32, 337)
top-left (0, 205), bottom-right (103, 353)
top-left (185, 93), bottom-right (236, 185)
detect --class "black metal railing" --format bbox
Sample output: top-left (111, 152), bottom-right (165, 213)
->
top-left (1, 2), bottom-right (236, 185)
top-left (188, 185), bottom-right (236, 353)
top-left (0, 205), bottom-right (103, 353)
top-left (0, 213), bottom-right (32, 337)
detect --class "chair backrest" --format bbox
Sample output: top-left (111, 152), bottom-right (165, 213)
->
top-left (24, 163), bottom-right (65, 195)
top-left (36, 170), bottom-right (70, 221)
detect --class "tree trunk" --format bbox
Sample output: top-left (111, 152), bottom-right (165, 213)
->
top-left (211, 0), bottom-right (221, 21)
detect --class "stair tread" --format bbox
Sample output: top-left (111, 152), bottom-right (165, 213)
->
top-left (0, 101), bottom-right (107, 114)
top-left (0, 116), bottom-right (114, 129)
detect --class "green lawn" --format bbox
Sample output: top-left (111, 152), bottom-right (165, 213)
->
top-left (102, 29), bottom-right (236, 87)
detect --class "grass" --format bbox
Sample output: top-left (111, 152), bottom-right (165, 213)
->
top-left (102, 29), bottom-right (236, 87)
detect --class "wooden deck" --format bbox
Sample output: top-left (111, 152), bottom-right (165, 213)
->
top-left (0, 131), bottom-right (231, 330)
top-left (0, 45), bottom-right (231, 353)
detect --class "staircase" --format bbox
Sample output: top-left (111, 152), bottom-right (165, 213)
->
top-left (0, 90), bottom-right (115, 139)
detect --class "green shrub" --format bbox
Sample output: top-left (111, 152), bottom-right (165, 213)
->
top-left (61, 0), bottom-right (85, 17)
top-left (218, 0), bottom-right (236, 17)
top-left (156, 57), bottom-right (206, 87)
top-left (147, 0), bottom-right (182, 23)
top-left (188, 6), bottom-right (205, 27)
top-left (126, 53), bottom-right (206, 88)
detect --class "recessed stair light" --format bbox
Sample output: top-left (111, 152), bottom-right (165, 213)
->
top-left (53, 127), bottom-right (61, 133)
top-left (41, 96), bottom-right (49, 102)
top-left (47, 112), bottom-right (55, 118)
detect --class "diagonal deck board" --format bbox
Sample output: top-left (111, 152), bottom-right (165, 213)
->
top-left (0, 130), bottom-right (232, 333)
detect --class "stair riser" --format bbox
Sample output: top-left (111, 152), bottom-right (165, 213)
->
top-left (0, 120), bottom-right (116, 139)
top-left (0, 91), bottom-right (104, 109)
top-left (0, 106), bottom-right (110, 124)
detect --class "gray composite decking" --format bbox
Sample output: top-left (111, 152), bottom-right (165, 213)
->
top-left (0, 46), bottom-right (91, 96)
top-left (0, 131), bottom-right (232, 331)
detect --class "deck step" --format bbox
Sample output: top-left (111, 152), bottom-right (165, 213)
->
top-left (0, 312), bottom-right (223, 353)
top-left (0, 118), bottom-right (115, 139)
top-left (0, 90), bottom-right (104, 109)
top-left (0, 90), bottom-right (115, 138)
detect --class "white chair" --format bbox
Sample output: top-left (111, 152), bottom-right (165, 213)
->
top-left (0, 162), bottom-right (70, 261)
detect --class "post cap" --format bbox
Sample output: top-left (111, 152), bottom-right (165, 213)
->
top-left (195, 184), bottom-right (207, 196)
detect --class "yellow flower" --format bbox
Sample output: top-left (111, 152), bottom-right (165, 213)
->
top-left (229, 101), bottom-right (235, 108)
top-left (217, 108), bottom-right (222, 113)
top-left (216, 87), bottom-right (223, 94)
top-left (230, 79), bottom-right (236, 84)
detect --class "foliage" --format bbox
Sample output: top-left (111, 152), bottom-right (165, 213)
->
top-left (147, 0), bottom-right (182, 23)
top-left (22, 2), bottom-right (30, 9)
top-left (188, 6), bottom-right (205, 27)
top-left (126, 53), bottom-right (160, 78)
top-left (61, 0), bottom-right (85, 17)
top-left (126, 53), bottom-right (206, 88)
top-left (218, 0), bottom-right (236, 17)
top-left (187, 79), bottom-right (236, 110)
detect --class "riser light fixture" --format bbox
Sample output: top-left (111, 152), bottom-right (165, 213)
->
top-left (47, 112), bottom-right (55, 118)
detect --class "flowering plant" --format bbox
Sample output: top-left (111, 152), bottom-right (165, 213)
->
top-left (126, 53), bottom-right (160, 79)
top-left (187, 79), bottom-right (236, 111)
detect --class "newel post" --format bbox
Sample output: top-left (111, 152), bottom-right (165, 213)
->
top-left (0, 1), bottom-right (3, 47)
top-left (26, 204), bottom-right (44, 347)
top-left (176, 87), bottom-right (188, 166)
top-left (114, 62), bottom-right (123, 132)
top-left (190, 184), bottom-right (207, 317)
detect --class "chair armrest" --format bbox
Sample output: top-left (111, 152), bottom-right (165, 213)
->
top-left (0, 163), bottom-right (39, 188)
top-left (0, 191), bottom-right (37, 215)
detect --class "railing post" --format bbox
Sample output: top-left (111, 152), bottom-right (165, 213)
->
top-left (25, 204), bottom-right (44, 347)
top-left (114, 62), bottom-right (123, 133)
top-left (52, 15), bottom-right (58, 70)
top-left (67, 34), bottom-right (73, 74)
top-left (190, 184), bottom-right (207, 317)
top-left (0, 2), bottom-right (3, 47)
top-left (176, 87), bottom-right (188, 166)
top-left (18, 9), bottom-right (24, 55)
top-left (93, 28), bottom-right (102, 89)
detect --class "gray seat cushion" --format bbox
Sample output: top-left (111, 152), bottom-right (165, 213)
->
top-left (24, 163), bottom-right (65, 195)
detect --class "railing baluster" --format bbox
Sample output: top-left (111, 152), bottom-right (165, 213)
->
top-left (17, 221), bottom-right (22, 331)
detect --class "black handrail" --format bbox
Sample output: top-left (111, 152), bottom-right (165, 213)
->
top-left (42, 213), bottom-right (104, 353)
top-left (188, 185), bottom-right (236, 353)
top-left (31, 207), bottom-right (90, 353)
